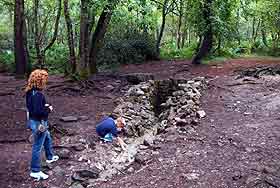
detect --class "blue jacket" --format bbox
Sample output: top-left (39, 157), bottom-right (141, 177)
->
top-left (96, 117), bottom-right (118, 138)
top-left (26, 88), bottom-right (49, 121)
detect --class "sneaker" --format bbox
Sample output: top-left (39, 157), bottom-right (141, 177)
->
top-left (103, 133), bottom-right (113, 142)
top-left (46, 155), bottom-right (59, 164)
top-left (30, 171), bottom-right (49, 180)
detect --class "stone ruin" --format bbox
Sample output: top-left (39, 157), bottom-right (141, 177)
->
top-left (67, 77), bottom-right (208, 187)
top-left (113, 77), bottom-right (207, 137)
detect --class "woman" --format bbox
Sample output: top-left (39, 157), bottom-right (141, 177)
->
top-left (25, 69), bottom-right (59, 180)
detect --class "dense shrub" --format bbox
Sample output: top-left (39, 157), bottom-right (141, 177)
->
top-left (97, 32), bottom-right (157, 68)
top-left (45, 44), bottom-right (68, 74)
top-left (0, 51), bottom-right (14, 72)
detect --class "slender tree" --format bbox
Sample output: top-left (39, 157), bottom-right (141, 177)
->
top-left (34, 0), bottom-right (62, 67)
top-left (191, 0), bottom-right (213, 64)
top-left (155, 0), bottom-right (176, 56)
top-left (89, 0), bottom-right (118, 74)
top-left (64, 0), bottom-right (76, 74)
top-left (14, 0), bottom-right (29, 75)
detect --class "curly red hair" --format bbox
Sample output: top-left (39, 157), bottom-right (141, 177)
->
top-left (25, 69), bottom-right (48, 92)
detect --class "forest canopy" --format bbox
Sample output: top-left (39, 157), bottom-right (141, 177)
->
top-left (0, 0), bottom-right (279, 77)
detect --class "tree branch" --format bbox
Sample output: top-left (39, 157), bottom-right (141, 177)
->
top-left (150, 0), bottom-right (179, 16)
top-left (43, 0), bottom-right (62, 53)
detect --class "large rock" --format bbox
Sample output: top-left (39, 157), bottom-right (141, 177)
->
top-left (122, 73), bottom-right (154, 84)
top-left (56, 148), bottom-right (71, 159)
top-left (72, 169), bottom-right (100, 182)
top-left (128, 86), bottom-right (145, 96)
top-left (135, 153), bottom-right (151, 165)
top-left (60, 116), bottom-right (78, 122)
top-left (71, 143), bottom-right (86, 151)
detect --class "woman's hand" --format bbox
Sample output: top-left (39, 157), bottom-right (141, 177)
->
top-left (45, 104), bottom-right (53, 112)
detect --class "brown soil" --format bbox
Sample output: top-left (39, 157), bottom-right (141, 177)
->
top-left (1, 57), bottom-right (280, 188)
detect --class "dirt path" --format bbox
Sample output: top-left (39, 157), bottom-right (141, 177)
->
top-left (0, 58), bottom-right (280, 188)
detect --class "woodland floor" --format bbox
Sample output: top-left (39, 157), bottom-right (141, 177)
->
top-left (1, 57), bottom-right (280, 188)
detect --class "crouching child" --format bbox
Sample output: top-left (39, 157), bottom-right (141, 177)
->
top-left (96, 116), bottom-right (127, 150)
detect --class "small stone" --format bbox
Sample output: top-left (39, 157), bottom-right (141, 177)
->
top-left (135, 153), bottom-right (150, 165)
top-left (175, 117), bottom-right (187, 124)
top-left (104, 85), bottom-right (115, 92)
top-left (197, 110), bottom-right (206, 118)
top-left (181, 173), bottom-right (200, 181)
top-left (60, 116), bottom-right (78, 122)
top-left (143, 134), bottom-right (154, 146)
top-left (127, 167), bottom-right (134, 173)
top-left (79, 116), bottom-right (89, 121)
top-left (69, 182), bottom-right (84, 188)
top-left (232, 171), bottom-right (242, 181)
top-left (243, 112), bottom-right (253, 116)
top-left (53, 166), bottom-right (65, 177)
top-left (139, 145), bottom-right (149, 150)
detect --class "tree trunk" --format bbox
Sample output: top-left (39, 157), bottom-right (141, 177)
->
top-left (261, 27), bottom-right (268, 48)
top-left (79, 0), bottom-right (90, 77)
top-left (156, 0), bottom-right (168, 56)
top-left (181, 28), bottom-right (187, 48)
top-left (14, 0), bottom-right (28, 75)
top-left (191, 0), bottom-right (213, 65)
top-left (176, 0), bottom-right (183, 49)
top-left (253, 19), bottom-right (261, 43)
top-left (89, 1), bottom-right (116, 74)
top-left (34, 0), bottom-right (44, 67)
top-left (252, 17), bottom-right (256, 43)
top-left (64, 0), bottom-right (76, 74)
top-left (188, 28), bottom-right (191, 45)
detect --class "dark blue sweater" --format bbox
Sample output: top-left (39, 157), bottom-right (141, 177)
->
top-left (26, 89), bottom-right (49, 121)
top-left (96, 117), bottom-right (118, 138)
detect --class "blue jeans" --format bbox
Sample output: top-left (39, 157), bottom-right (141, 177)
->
top-left (28, 119), bottom-right (54, 172)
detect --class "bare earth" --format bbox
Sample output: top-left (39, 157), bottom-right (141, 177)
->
top-left (1, 58), bottom-right (280, 188)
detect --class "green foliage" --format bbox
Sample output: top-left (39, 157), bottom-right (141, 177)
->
top-left (0, 51), bottom-right (15, 72)
top-left (45, 44), bottom-right (69, 74)
top-left (160, 42), bottom-right (197, 60)
top-left (0, 0), bottom-right (280, 75)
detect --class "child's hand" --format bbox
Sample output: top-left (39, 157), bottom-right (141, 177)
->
top-left (121, 143), bottom-right (127, 151)
top-left (117, 137), bottom-right (127, 151)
